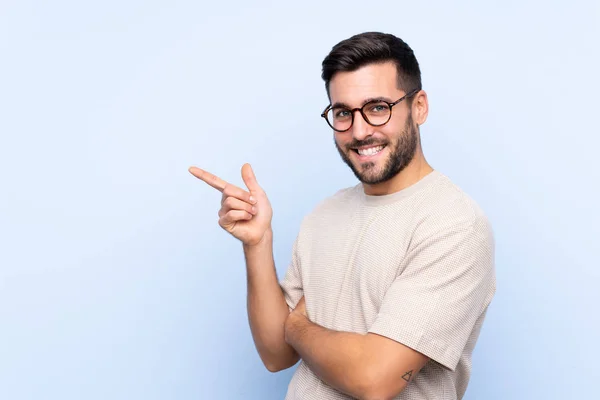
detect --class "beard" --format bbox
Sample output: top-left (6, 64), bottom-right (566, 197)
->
top-left (335, 113), bottom-right (419, 185)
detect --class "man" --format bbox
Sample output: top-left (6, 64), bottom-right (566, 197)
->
top-left (189, 32), bottom-right (496, 400)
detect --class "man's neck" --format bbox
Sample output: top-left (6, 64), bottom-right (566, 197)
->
top-left (362, 156), bottom-right (434, 196)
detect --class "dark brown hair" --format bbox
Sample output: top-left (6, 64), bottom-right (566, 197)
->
top-left (321, 32), bottom-right (422, 99)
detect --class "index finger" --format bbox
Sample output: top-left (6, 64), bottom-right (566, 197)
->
top-left (188, 166), bottom-right (228, 192)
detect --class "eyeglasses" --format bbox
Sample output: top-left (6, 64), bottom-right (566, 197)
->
top-left (321, 88), bottom-right (421, 132)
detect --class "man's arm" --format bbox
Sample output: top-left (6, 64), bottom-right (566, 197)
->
top-left (245, 228), bottom-right (300, 372)
top-left (188, 164), bottom-right (299, 373)
top-left (285, 298), bottom-right (428, 400)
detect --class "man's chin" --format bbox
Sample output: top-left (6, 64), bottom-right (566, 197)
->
top-left (358, 174), bottom-right (386, 185)
top-left (354, 165), bottom-right (386, 185)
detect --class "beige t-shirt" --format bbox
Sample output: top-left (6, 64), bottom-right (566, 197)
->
top-left (279, 170), bottom-right (496, 400)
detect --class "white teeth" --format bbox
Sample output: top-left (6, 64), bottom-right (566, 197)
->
top-left (357, 145), bottom-right (384, 156)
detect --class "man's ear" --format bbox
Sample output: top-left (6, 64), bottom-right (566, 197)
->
top-left (412, 90), bottom-right (429, 126)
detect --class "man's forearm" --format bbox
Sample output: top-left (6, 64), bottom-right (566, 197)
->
top-left (284, 311), bottom-right (374, 399)
top-left (245, 228), bottom-right (300, 372)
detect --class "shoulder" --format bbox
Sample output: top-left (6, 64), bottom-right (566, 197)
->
top-left (413, 172), bottom-right (493, 243)
top-left (408, 173), bottom-right (496, 285)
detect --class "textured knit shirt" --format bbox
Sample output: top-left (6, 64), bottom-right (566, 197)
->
top-left (279, 170), bottom-right (496, 400)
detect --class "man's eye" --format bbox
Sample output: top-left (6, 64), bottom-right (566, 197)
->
top-left (335, 110), bottom-right (351, 118)
top-left (369, 104), bottom-right (387, 113)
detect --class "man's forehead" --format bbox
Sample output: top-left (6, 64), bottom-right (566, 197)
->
top-left (328, 62), bottom-right (399, 105)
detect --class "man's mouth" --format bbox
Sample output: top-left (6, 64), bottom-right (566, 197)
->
top-left (352, 144), bottom-right (386, 157)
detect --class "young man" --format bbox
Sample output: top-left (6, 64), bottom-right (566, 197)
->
top-left (190, 32), bottom-right (496, 400)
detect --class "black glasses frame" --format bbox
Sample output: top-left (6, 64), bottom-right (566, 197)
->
top-left (320, 87), bottom-right (421, 132)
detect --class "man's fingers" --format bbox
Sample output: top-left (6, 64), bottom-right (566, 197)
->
top-left (219, 209), bottom-right (253, 226)
top-left (223, 183), bottom-right (256, 205)
top-left (189, 166), bottom-right (228, 192)
top-left (241, 163), bottom-right (261, 192)
top-left (221, 197), bottom-right (257, 216)
top-left (189, 166), bottom-right (257, 205)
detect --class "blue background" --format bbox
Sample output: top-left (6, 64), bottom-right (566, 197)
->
top-left (1, 1), bottom-right (598, 398)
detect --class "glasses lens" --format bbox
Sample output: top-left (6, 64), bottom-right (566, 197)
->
top-left (326, 108), bottom-right (352, 131)
top-left (362, 101), bottom-right (391, 126)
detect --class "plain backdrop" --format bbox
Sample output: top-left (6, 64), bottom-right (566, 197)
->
top-left (1, 1), bottom-right (598, 399)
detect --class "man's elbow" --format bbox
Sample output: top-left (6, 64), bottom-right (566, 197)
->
top-left (264, 361), bottom-right (289, 373)
top-left (357, 366), bottom-right (408, 400)
top-left (263, 352), bottom-right (300, 373)
top-left (360, 383), bottom-right (407, 400)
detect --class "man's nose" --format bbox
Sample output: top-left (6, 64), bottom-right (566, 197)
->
top-left (351, 110), bottom-right (372, 141)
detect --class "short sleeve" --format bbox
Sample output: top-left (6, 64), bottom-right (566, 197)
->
top-left (279, 235), bottom-right (304, 312)
top-left (367, 215), bottom-right (496, 371)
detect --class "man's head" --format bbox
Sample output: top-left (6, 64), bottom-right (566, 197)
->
top-left (321, 32), bottom-right (428, 187)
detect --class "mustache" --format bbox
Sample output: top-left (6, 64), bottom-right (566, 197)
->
top-left (345, 137), bottom-right (388, 150)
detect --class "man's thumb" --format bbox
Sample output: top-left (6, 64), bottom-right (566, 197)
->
top-left (242, 163), bottom-right (260, 191)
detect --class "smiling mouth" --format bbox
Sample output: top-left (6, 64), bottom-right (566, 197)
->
top-left (352, 144), bottom-right (386, 156)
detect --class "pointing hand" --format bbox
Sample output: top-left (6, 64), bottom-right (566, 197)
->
top-left (189, 163), bottom-right (273, 246)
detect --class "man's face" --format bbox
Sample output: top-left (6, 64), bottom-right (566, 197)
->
top-left (329, 62), bottom-right (418, 185)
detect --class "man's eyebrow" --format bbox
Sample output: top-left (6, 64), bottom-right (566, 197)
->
top-left (331, 96), bottom-right (393, 109)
